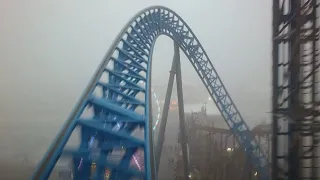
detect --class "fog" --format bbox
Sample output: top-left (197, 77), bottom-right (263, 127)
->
top-left (0, 0), bottom-right (272, 170)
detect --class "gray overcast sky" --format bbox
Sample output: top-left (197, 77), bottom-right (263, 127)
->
top-left (0, 0), bottom-right (272, 164)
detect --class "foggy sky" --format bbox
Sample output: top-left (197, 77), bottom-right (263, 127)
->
top-left (0, 0), bottom-right (272, 165)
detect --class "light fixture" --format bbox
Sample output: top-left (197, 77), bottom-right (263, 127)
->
top-left (226, 148), bottom-right (234, 152)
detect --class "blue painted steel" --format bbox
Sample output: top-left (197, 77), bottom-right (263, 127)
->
top-left (32, 6), bottom-right (269, 180)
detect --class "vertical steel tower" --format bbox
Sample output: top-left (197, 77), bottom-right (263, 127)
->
top-left (272, 0), bottom-right (320, 179)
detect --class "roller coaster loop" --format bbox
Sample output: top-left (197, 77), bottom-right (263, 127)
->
top-left (32, 6), bottom-right (269, 180)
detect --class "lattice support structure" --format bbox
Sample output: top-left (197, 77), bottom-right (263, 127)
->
top-left (272, 0), bottom-right (320, 179)
top-left (32, 6), bottom-right (269, 180)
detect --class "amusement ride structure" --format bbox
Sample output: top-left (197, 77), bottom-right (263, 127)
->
top-left (29, 2), bottom-right (320, 180)
top-left (31, 6), bottom-right (268, 180)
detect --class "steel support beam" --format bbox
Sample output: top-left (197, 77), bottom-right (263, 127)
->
top-left (174, 41), bottom-right (190, 180)
top-left (155, 41), bottom-right (189, 179)
top-left (288, 0), bottom-right (301, 179)
top-left (155, 44), bottom-right (177, 174)
top-left (271, 0), bottom-right (279, 179)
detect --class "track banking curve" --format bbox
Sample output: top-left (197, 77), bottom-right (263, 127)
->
top-left (32, 6), bottom-right (269, 180)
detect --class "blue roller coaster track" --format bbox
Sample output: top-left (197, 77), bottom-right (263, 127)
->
top-left (32, 6), bottom-right (269, 180)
